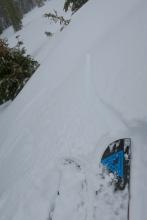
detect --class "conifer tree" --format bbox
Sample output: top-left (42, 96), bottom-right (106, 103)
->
top-left (0, 38), bottom-right (39, 104)
top-left (1, 0), bottom-right (22, 31)
top-left (0, 0), bottom-right (47, 32)
top-left (64, 0), bottom-right (89, 13)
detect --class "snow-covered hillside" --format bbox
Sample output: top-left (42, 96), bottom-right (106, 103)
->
top-left (0, 0), bottom-right (147, 219)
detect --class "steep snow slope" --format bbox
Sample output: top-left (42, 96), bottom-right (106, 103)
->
top-left (1, 0), bottom-right (68, 62)
top-left (0, 0), bottom-right (147, 220)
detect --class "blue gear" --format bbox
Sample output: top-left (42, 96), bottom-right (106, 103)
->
top-left (101, 150), bottom-right (124, 177)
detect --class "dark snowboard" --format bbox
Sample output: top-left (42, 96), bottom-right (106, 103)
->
top-left (101, 138), bottom-right (131, 190)
top-left (101, 138), bottom-right (131, 218)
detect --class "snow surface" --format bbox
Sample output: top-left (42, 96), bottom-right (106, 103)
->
top-left (0, 0), bottom-right (147, 219)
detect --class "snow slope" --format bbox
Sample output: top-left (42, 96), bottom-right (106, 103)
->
top-left (0, 0), bottom-right (147, 219)
top-left (1, 0), bottom-right (70, 62)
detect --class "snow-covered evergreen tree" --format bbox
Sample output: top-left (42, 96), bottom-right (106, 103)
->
top-left (0, 38), bottom-right (39, 104)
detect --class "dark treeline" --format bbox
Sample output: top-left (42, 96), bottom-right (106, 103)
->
top-left (0, 0), bottom-right (46, 33)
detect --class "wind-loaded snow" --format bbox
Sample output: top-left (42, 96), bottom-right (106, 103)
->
top-left (0, 0), bottom-right (147, 220)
